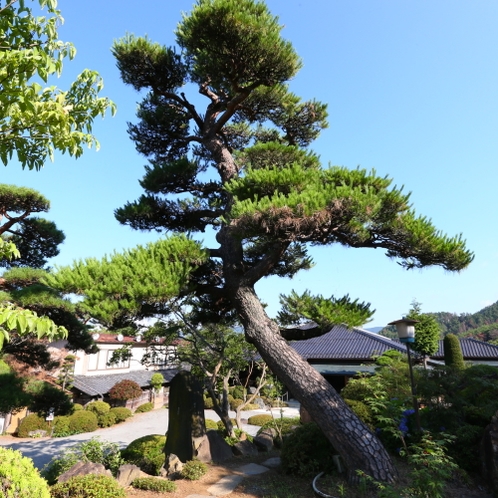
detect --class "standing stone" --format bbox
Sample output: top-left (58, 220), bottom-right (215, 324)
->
top-left (164, 371), bottom-right (206, 463)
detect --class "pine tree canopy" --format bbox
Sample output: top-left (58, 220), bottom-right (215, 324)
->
top-left (46, 0), bottom-right (476, 480)
top-left (0, 184), bottom-right (65, 269)
top-left (106, 0), bottom-right (473, 332)
top-left (45, 236), bottom-right (208, 327)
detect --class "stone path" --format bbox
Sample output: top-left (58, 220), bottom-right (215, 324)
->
top-left (186, 459), bottom-right (280, 498)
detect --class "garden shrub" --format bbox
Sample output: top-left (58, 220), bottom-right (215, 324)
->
top-left (344, 398), bottom-right (374, 429)
top-left (50, 474), bottom-right (125, 498)
top-left (42, 437), bottom-right (125, 484)
top-left (205, 418), bottom-right (218, 430)
top-left (17, 413), bottom-right (49, 437)
top-left (98, 411), bottom-right (117, 428)
top-left (247, 414), bottom-right (273, 426)
top-left (109, 379), bottom-right (142, 402)
top-left (229, 398), bottom-right (243, 410)
top-left (180, 460), bottom-right (208, 480)
top-left (0, 447), bottom-right (50, 498)
top-left (86, 400), bottom-right (111, 417)
top-left (203, 395), bottom-right (214, 409)
top-left (230, 385), bottom-right (245, 400)
top-left (216, 419), bottom-right (236, 432)
top-left (109, 407), bottom-right (133, 423)
top-left (242, 403), bottom-right (260, 410)
top-left (121, 434), bottom-right (167, 476)
top-left (281, 422), bottom-right (337, 478)
top-left (131, 477), bottom-right (177, 492)
top-left (68, 410), bottom-right (98, 434)
top-left (52, 415), bottom-right (72, 437)
top-left (135, 402), bottom-right (153, 413)
top-left (258, 416), bottom-right (300, 436)
top-left (73, 403), bottom-right (84, 411)
top-left (444, 334), bottom-right (465, 369)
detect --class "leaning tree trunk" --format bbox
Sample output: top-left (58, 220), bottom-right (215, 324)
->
top-left (234, 285), bottom-right (398, 483)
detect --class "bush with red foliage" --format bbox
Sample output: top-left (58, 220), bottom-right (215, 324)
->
top-left (108, 379), bottom-right (142, 402)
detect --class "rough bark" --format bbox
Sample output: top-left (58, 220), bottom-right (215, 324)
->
top-left (233, 284), bottom-right (398, 483)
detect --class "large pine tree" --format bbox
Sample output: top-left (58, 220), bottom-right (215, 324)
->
top-left (51, 0), bottom-right (473, 481)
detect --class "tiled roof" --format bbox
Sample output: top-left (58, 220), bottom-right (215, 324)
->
top-left (72, 368), bottom-right (178, 397)
top-left (290, 324), bottom-right (407, 361)
top-left (432, 338), bottom-right (498, 360)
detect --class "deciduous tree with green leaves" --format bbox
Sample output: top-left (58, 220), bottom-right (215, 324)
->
top-left (48, 0), bottom-right (473, 482)
top-left (0, 0), bottom-right (115, 170)
top-left (406, 300), bottom-right (441, 368)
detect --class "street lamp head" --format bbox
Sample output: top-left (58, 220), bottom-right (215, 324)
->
top-left (388, 317), bottom-right (418, 343)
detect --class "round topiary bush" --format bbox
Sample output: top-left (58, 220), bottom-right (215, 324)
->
top-left (68, 410), bottom-right (98, 434)
top-left (247, 414), bottom-right (273, 426)
top-left (17, 413), bottom-right (49, 438)
top-left (131, 477), bottom-right (177, 492)
top-left (203, 395), bottom-right (214, 409)
top-left (73, 403), bottom-right (84, 411)
top-left (85, 400), bottom-right (111, 416)
top-left (180, 460), bottom-right (208, 480)
top-left (242, 403), bottom-right (260, 410)
top-left (52, 415), bottom-right (72, 437)
top-left (281, 422), bottom-right (337, 478)
top-left (50, 474), bottom-right (125, 498)
top-left (109, 407), bottom-right (133, 423)
top-left (229, 398), bottom-right (244, 410)
top-left (0, 447), bottom-right (50, 498)
top-left (135, 402), bottom-right (153, 413)
top-left (109, 379), bottom-right (142, 403)
top-left (121, 434), bottom-right (167, 476)
top-left (205, 419), bottom-right (218, 430)
top-left (98, 411), bottom-right (117, 428)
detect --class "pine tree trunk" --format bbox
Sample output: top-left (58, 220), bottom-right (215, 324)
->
top-left (234, 285), bottom-right (398, 483)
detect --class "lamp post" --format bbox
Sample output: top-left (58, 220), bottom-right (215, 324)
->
top-left (388, 317), bottom-right (421, 432)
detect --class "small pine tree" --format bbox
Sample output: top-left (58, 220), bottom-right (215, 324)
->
top-left (443, 334), bottom-right (465, 369)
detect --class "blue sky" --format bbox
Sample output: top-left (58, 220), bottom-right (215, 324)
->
top-left (3, 0), bottom-right (498, 327)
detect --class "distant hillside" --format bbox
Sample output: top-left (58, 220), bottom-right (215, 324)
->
top-left (379, 301), bottom-right (498, 341)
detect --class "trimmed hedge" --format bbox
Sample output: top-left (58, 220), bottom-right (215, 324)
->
top-left (135, 402), bottom-right (153, 413)
top-left (121, 434), bottom-right (167, 476)
top-left (109, 407), bottom-right (133, 423)
top-left (247, 414), bottom-right (273, 426)
top-left (98, 411), bottom-right (117, 428)
top-left (68, 410), bottom-right (98, 434)
top-left (205, 419), bottom-right (218, 430)
top-left (86, 400), bottom-right (111, 416)
top-left (180, 460), bottom-right (208, 480)
top-left (17, 413), bottom-right (49, 438)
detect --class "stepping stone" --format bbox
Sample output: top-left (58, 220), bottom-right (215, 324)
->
top-left (262, 456), bottom-right (281, 468)
top-left (207, 475), bottom-right (244, 496)
top-left (236, 463), bottom-right (270, 476)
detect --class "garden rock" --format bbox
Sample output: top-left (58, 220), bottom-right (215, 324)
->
top-left (57, 461), bottom-right (111, 483)
top-left (254, 431), bottom-right (274, 452)
top-left (232, 440), bottom-right (258, 457)
top-left (205, 430), bottom-right (234, 463)
top-left (28, 429), bottom-right (47, 438)
top-left (163, 453), bottom-right (183, 478)
top-left (116, 464), bottom-right (141, 487)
